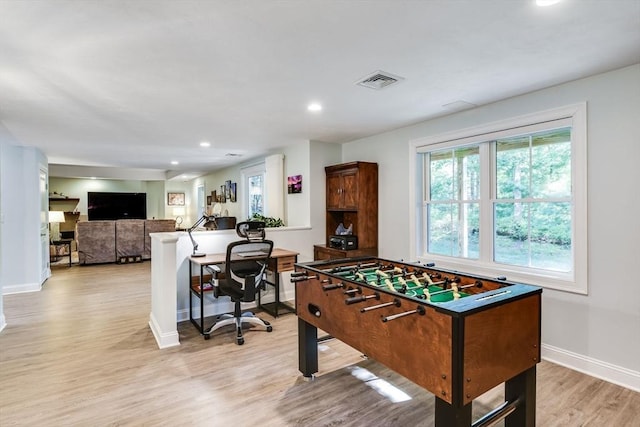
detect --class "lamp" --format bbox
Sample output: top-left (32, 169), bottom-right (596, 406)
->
top-left (211, 202), bottom-right (223, 217)
top-left (187, 214), bottom-right (217, 257)
top-left (172, 207), bottom-right (186, 228)
top-left (49, 211), bottom-right (65, 242)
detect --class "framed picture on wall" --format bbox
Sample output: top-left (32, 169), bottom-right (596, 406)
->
top-left (167, 192), bottom-right (185, 206)
top-left (288, 175), bottom-right (302, 194)
top-left (230, 182), bottom-right (237, 202)
top-left (225, 180), bottom-right (231, 199)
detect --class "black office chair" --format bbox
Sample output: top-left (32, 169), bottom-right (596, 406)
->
top-left (204, 222), bottom-right (274, 345)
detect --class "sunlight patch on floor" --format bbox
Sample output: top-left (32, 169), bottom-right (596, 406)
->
top-left (348, 366), bottom-right (412, 403)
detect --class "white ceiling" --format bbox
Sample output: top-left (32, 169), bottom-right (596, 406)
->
top-left (1, 0), bottom-right (639, 179)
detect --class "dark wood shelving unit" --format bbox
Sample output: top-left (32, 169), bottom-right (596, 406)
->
top-left (314, 161), bottom-right (378, 260)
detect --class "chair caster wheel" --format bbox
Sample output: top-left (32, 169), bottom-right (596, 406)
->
top-left (266, 326), bottom-right (273, 332)
top-left (204, 334), bottom-right (210, 340)
top-left (237, 338), bottom-right (245, 345)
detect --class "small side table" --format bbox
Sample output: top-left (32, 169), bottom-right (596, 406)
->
top-left (51, 239), bottom-right (73, 267)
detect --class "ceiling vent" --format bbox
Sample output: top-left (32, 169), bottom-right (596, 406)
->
top-left (356, 70), bottom-right (405, 90)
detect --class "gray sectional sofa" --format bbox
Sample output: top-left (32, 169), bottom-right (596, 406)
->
top-left (76, 219), bottom-right (175, 265)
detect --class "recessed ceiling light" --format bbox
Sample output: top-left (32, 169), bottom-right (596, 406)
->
top-left (307, 103), bottom-right (322, 112)
top-left (200, 141), bottom-right (211, 147)
top-left (536, 0), bottom-right (561, 6)
top-left (171, 160), bottom-right (179, 165)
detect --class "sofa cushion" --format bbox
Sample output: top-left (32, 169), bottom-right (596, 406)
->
top-left (144, 219), bottom-right (176, 259)
top-left (116, 220), bottom-right (145, 259)
top-left (76, 221), bottom-right (116, 265)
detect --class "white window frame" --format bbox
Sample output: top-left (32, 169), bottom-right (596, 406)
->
top-left (196, 184), bottom-right (205, 217)
top-left (241, 162), bottom-right (266, 219)
top-left (409, 103), bottom-right (588, 294)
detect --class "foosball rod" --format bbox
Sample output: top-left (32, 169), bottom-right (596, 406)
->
top-left (381, 305), bottom-right (426, 322)
top-left (360, 298), bottom-right (401, 312)
top-left (345, 292), bottom-right (380, 305)
top-left (326, 262), bottom-right (381, 274)
top-left (334, 263), bottom-right (399, 277)
top-left (408, 273), bottom-right (447, 288)
top-left (427, 281), bottom-right (483, 297)
top-left (374, 267), bottom-right (404, 278)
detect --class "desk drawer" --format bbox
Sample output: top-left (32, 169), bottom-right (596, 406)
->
top-left (270, 256), bottom-right (296, 272)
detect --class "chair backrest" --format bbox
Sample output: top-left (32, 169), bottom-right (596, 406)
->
top-left (224, 239), bottom-right (274, 302)
top-left (236, 221), bottom-right (266, 241)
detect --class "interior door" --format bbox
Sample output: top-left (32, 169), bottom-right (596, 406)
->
top-left (40, 167), bottom-right (50, 282)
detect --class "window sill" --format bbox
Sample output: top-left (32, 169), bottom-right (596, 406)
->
top-left (416, 255), bottom-right (587, 295)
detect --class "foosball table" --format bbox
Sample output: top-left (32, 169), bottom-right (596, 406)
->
top-left (292, 257), bottom-right (542, 427)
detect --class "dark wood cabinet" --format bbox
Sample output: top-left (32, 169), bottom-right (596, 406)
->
top-left (315, 161), bottom-right (378, 260)
top-left (326, 167), bottom-right (358, 209)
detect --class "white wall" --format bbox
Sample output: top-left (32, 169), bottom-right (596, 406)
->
top-left (193, 141), bottom-right (340, 229)
top-left (341, 64), bottom-right (640, 384)
top-left (282, 143), bottom-right (310, 227)
top-left (1, 143), bottom-right (48, 295)
top-left (0, 140), bottom-right (6, 330)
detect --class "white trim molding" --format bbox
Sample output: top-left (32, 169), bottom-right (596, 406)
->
top-left (149, 312), bottom-right (180, 349)
top-left (2, 281), bottom-right (42, 295)
top-left (542, 344), bottom-right (640, 392)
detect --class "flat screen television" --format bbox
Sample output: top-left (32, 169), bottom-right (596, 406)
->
top-left (88, 192), bottom-right (147, 221)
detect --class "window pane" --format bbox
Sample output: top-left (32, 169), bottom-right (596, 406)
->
top-left (461, 148), bottom-right (480, 200)
top-left (531, 128), bottom-right (571, 198)
top-left (248, 174), bottom-right (264, 217)
top-left (428, 203), bottom-right (459, 256)
top-left (463, 202), bottom-right (480, 259)
top-left (430, 150), bottom-right (454, 200)
top-left (427, 202), bottom-right (478, 259)
top-left (494, 202), bottom-right (530, 266)
top-left (530, 202), bottom-right (572, 271)
top-left (496, 135), bottom-right (530, 199)
top-left (494, 202), bottom-right (571, 271)
top-left (429, 146), bottom-right (479, 201)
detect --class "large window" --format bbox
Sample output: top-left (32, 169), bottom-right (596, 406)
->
top-left (413, 104), bottom-right (587, 293)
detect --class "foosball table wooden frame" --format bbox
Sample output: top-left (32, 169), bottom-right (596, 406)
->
top-left (292, 257), bottom-right (542, 427)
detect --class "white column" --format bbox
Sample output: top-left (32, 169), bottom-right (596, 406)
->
top-left (265, 153), bottom-right (284, 220)
top-left (149, 232), bottom-right (180, 348)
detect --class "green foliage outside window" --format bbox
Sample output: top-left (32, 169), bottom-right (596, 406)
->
top-left (427, 127), bottom-right (572, 272)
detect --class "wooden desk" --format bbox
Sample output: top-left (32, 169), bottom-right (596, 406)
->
top-left (188, 248), bottom-right (298, 336)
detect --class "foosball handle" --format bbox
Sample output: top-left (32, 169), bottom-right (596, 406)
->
top-left (323, 282), bottom-right (344, 291)
top-left (291, 274), bottom-right (318, 282)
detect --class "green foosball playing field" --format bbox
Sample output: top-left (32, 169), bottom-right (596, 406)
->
top-left (334, 265), bottom-right (479, 303)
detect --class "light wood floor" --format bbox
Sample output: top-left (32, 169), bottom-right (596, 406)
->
top-left (1, 263), bottom-right (638, 426)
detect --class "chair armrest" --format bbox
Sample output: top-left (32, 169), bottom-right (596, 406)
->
top-left (204, 265), bottom-right (221, 276)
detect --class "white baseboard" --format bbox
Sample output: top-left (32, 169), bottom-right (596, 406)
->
top-left (149, 313), bottom-right (180, 349)
top-left (542, 344), bottom-right (640, 392)
top-left (2, 282), bottom-right (41, 295)
top-left (0, 314), bottom-right (6, 333)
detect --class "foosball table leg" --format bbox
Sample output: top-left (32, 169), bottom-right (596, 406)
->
top-left (434, 397), bottom-right (471, 427)
top-left (298, 318), bottom-right (318, 379)
top-left (505, 366), bottom-right (536, 427)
